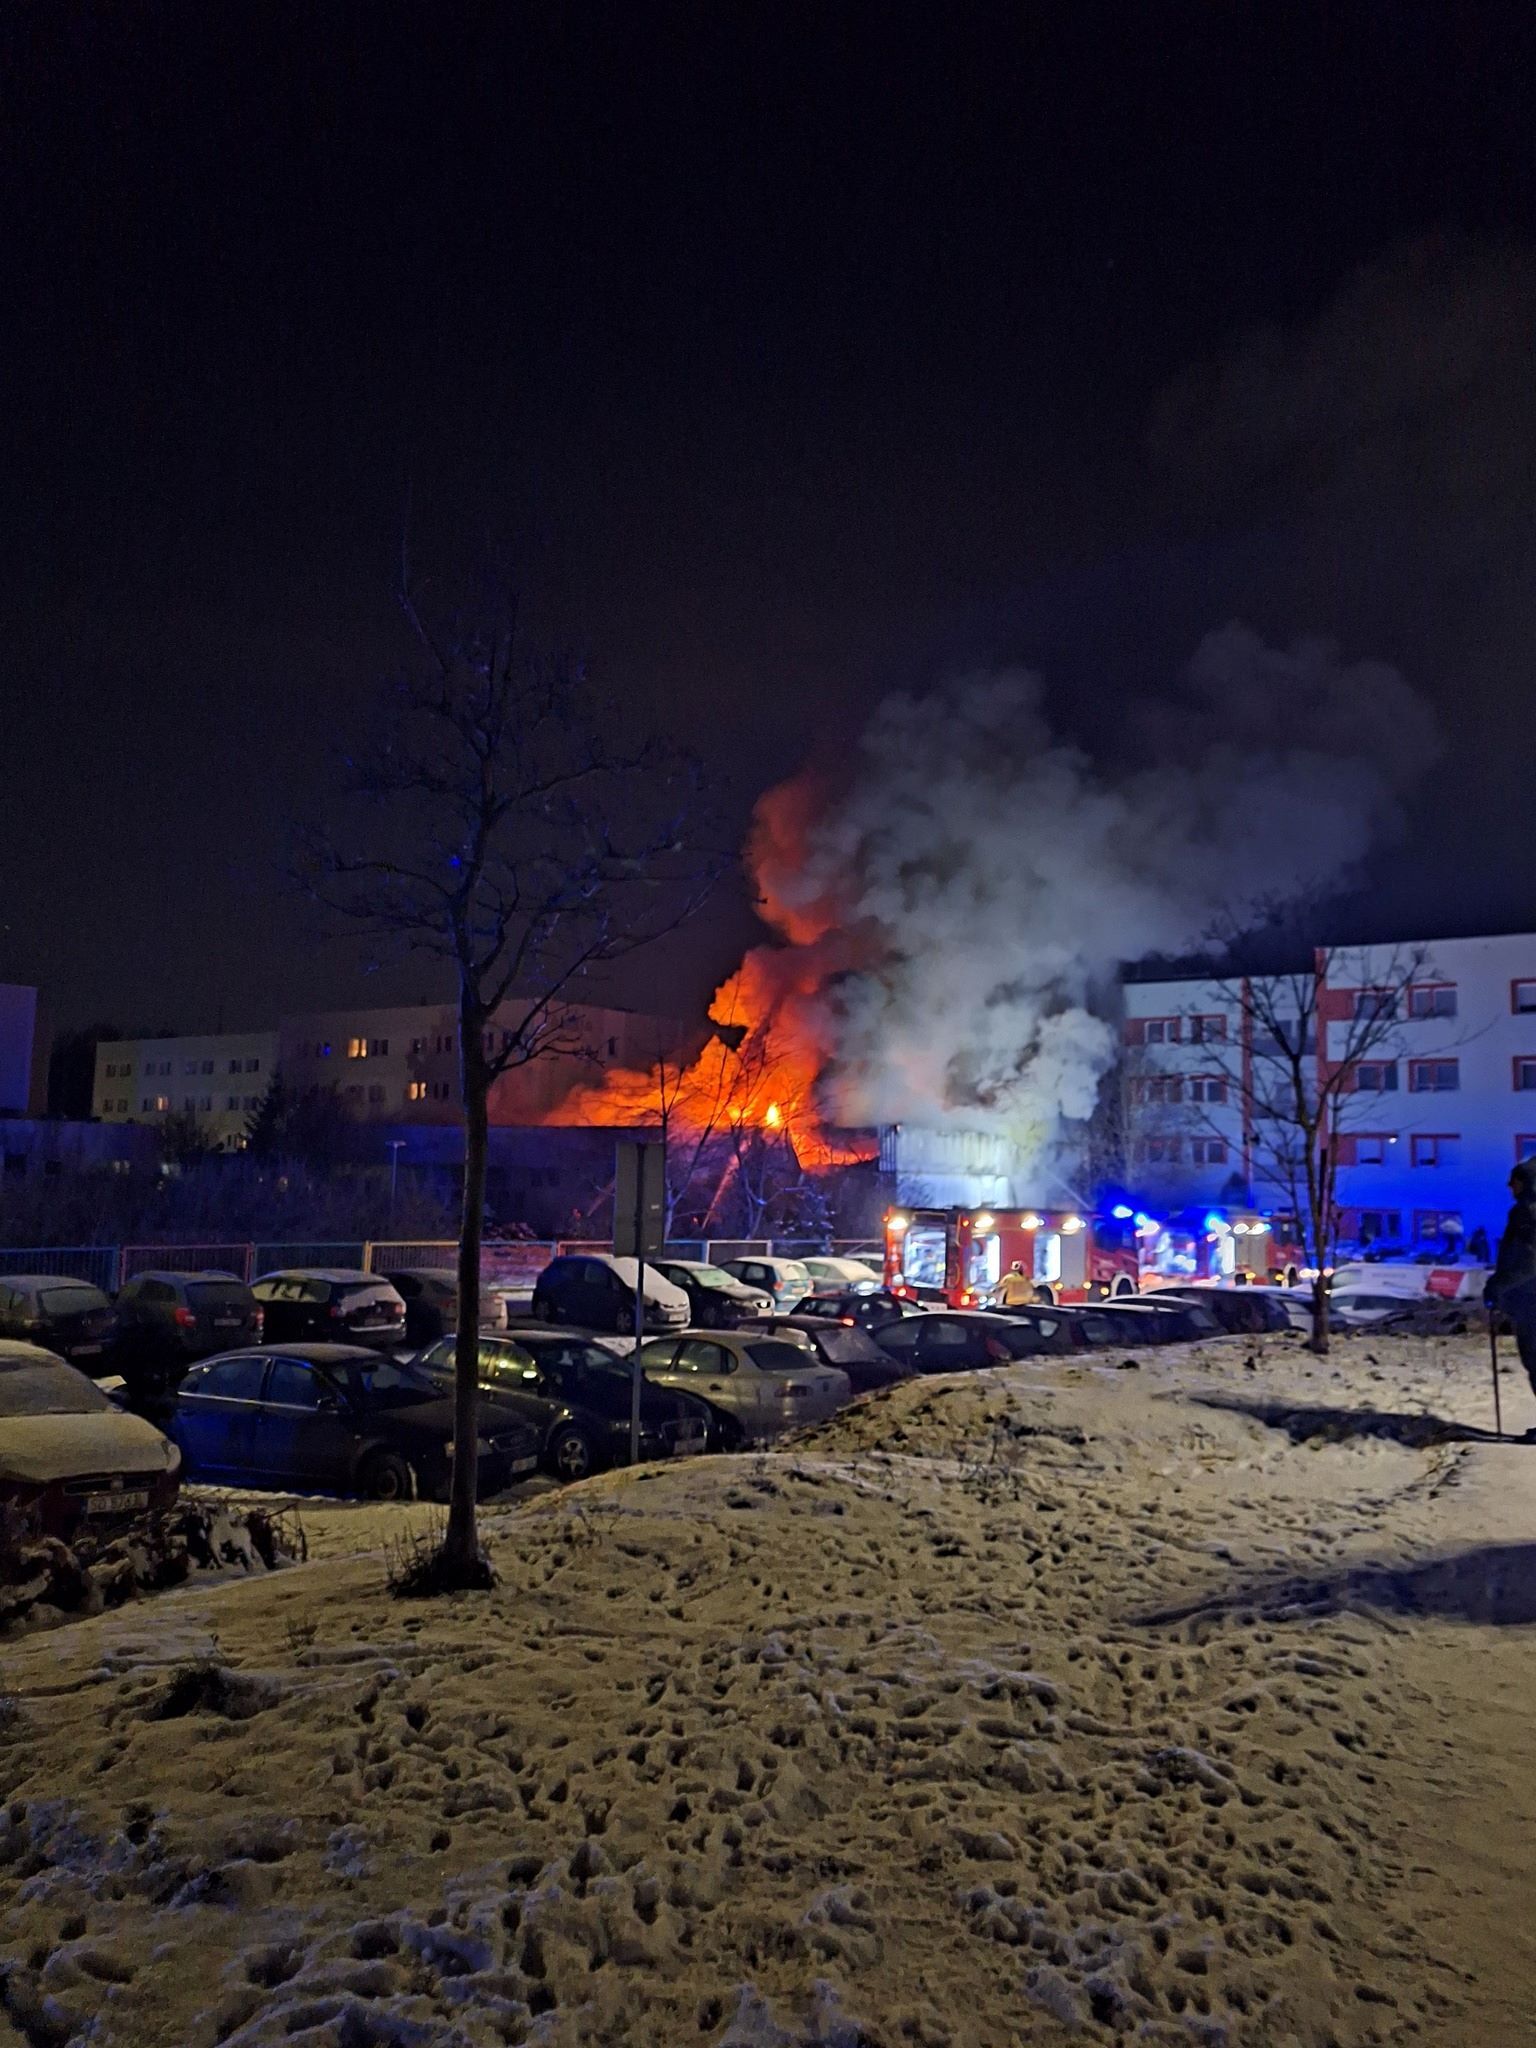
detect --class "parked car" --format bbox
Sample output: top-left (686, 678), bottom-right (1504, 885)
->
top-left (385, 1267), bottom-right (503, 1346)
top-left (978, 1303), bottom-right (1085, 1355)
top-left (794, 1288), bottom-right (928, 1331)
top-left (114, 1270), bottom-right (263, 1390)
top-left (420, 1330), bottom-right (709, 1478)
top-left (250, 1270), bottom-right (408, 1349)
top-left (1314, 1286), bottom-right (1425, 1329)
top-left (1053, 1299), bottom-right (1219, 1347)
top-left (531, 1255), bottom-right (690, 1335)
top-left (0, 1276), bottom-right (119, 1372)
top-left (718, 1256), bottom-right (813, 1310)
top-left (636, 1330), bottom-right (851, 1445)
top-left (1148, 1285), bottom-right (1293, 1335)
top-left (750, 1315), bottom-right (915, 1394)
top-left (799, 1255), bottom-right (884, 1296)
top-left (651, 1259), bottom-right (773, 1328)
top-left (0, 1341), bottom-right (181, 1537)
top-left (1238, 1285), bottom-right (1316, 1332)
top-left (168, 1344), bottom-right (540, 1500)
top-left (867, 1310), bottom-right (1065, 1374)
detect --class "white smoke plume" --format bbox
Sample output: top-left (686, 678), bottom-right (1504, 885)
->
top-left (761, 625), bottom-right (1437, 1170)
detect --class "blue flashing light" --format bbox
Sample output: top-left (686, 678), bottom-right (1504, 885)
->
top-left (1204, 1211), bottom-right (1228, 1234)
top-left (1111, 1203), bottom-right (1134, 1220)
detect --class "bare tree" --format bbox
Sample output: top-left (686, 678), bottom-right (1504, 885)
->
top-left (1194, 941), bottom-right (1427, 1353)
top-left (300, 566), bottom-right (714, 1586)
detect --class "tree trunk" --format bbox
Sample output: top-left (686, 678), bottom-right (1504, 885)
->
top-left (1309, 1269), bottom-right (1330, 1356)
top-left (443, 1045), bottom-right (488, 1572)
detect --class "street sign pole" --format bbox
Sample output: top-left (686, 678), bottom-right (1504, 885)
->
top-left (614, 1139), bottom-right (667, 1466)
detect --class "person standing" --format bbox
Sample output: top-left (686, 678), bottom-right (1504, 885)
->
top-left (1485, 1160), bottom-right (1536, 1435)
top-left (994, 1260), bottom-right (1035, 1308)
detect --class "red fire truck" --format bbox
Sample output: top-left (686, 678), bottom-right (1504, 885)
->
top-left (1135, 1208), bottom-right (1305, 1290)
top-left (884, 1206), bottom-right (1141, 1307)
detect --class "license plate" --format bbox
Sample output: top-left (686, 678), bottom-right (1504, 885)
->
top-left (72, 1342), bottom-right (103, 1356)
top-left (86, 1489), bottom-right (148, 1515)
top-left (214, 1317), bottom-right (239, 1327)
top-left (508, 1454), bottom-right (539, 1475)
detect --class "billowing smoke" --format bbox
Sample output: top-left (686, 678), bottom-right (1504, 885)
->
top-left (749, 625), bottom-right (1437, 1174)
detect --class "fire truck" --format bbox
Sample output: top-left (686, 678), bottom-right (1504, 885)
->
top-left (1135, 1208), bottom-right (1305, 1290)
top-left (884, 1204), bottom-right (1306, 1307)
top-left (884, 1206), bottom-right (1141, 1307)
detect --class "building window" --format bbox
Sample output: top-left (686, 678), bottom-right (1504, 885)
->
top-left (1188, 1014), bottom-right (1226, 1043)
top-left (1515, 1060), bottom-right (1536, 1092)
top-left (1353, 1061), bottom-right (1398, 1092)
top-left (1136, 1137), bottom-right (1182, 1163)
top-left (200, 1095), bottom-right (212, 1112)
top-left (407, 1080), bottom-right (428, 1102)
top-left (371, 1038), bottom-right (388, 1056)
top-left (436, 1033), bottom-right (455, 1056)
top-left (226, 1094), bottom-right (239, 1111)
top-left (1352, 989), bottom-right (1398, 1022)
top-left (1133, 1076), bottom-right (1183, 1105)
top-left (347, 1036), bottom-right (368, 1059)
top-left (1191, 1138), bottom-right (1227, 1165)
top-left (228, 1058), bottom-right (241, 1073)
top-left (607, 1036), bottom-right (618, 1057)
top-left (411, 1036), bottom-right (426, 1053)
top-left (246, 1094), bottom-right (261, 1109)
top-left (184, 1059), bottom-right (198, 1076)
top-left (1188, 1075), bottom-right (1227, 1104)
top-left (368, 1084), bottom-right (386, 1104)
top-left (1515, 981), bottom-right (1536, 1015)
top-left (1357, 1209), bottom-right (1403, 1241)
top-left (182, 1095), bottom-right (196, 1111)
top-left (1409, 1059), bottom-right (1459, 1093)
top-left (201, 1060), bottom-right (214, 1075)
top-left (344, 1083), bottom-right (364, 1102)
top-left (1408, 984), bottom-right (1457, 1020)
top-left (318, 1041), bottom-right (332, 1058)
top-left (1410, 1133), bottom-right (1458, 1168)
top-left (1415, 1208), bottom-right (1465, 1242)
top-left (1354, 1135), bottom-right (1393, 1165)
top-left (246, 1057), bottom-right (261, 1072)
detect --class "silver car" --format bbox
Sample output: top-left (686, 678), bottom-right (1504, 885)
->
top-left (636, 1330), bottom-right (850, 1445)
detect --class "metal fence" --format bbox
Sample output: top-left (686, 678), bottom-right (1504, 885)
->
top-left (0, 1235), bottom-right (887, 1296)
top-left (0, 1245), bottom-right (119, 1291)
top-left (120, 1242), bottom-right (254, 1283)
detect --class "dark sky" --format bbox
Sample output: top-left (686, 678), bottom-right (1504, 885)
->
top-left (4, 2), bottom-right (1535, 1035)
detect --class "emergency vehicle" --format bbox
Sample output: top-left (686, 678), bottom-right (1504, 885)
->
top-left (884, 1206), bottom-right (1141, 1307)
top-left (1135, 1208), bottom-right (1305, 1290)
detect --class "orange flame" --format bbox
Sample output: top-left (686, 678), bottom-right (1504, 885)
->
top-left (545, 770), bottom-right (876, 1172)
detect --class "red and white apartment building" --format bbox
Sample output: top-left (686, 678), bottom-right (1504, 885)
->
top-left (1123, 933), bottom-right (1536, 1251)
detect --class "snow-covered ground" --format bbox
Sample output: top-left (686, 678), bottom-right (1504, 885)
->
top-left (3, 1328), bottom-right (1535, 2046)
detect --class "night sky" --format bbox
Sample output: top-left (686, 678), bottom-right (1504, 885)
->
top-left (4, 3), bottom-right (1535, 1036)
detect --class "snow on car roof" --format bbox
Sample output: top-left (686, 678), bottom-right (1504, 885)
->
top-left (0, 1349), bottom-right (114, 1415)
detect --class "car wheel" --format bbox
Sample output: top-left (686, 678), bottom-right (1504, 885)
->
top-left (546, 1425), bottom-right (596, 1482)
top-left (358, 1450), bottom-right (416, 1502)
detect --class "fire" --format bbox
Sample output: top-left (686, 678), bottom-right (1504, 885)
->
top-left (543, 770), bottom-right (877, 1188)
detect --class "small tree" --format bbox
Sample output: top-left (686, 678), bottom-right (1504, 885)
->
top-left (1196, 940), bottom-right (1427, 1353)
top-left (301, 566), bottom-right (713, 1585)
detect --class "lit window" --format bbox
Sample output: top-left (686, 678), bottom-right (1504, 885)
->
top-left (407, 1080), bottom-right (428, 1102)
top-left (1410, 1134), bottom-right (1458, 1168)
top-left (1409, 984), bottom-right (1457, 1019)
top-left (347, 1037), bottom-right (368, 1059)
top-left (1409, 1059), bottom-right (1458, 1092)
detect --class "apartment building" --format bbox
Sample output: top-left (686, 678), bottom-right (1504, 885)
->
top-left (278, 1000), bottom-right (682, 1124)
top-left (94, 1030), bottom-right (279, 1150)
top-left (1123, 933), bottom-right (1536, 1249)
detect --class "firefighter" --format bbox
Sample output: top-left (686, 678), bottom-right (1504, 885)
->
top-left (1485, 1160), bottom-right (1536, 1435)
top-left (994, 1260), bottom-right (1035, 1308)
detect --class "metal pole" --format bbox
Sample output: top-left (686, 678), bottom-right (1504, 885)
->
top-left (630, 1143), bottom-right (646, 1467)
top-left (1490, 1313), bottom-right (1504, 1441)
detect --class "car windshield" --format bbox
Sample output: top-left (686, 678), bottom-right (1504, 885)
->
top-left (691, 1267), bottom-right (736, 1290)
top-left (334, 1356), bottom-right (442, 1405)
top-left (811, 1327), bottom-right (883, 1363)
top-left (38, 1285), bottom-right (109, 1316)
top-left (747, 1341), bottom-right (817, 1373)
top-left (186, 1281), bottom-right (250, 1309)
top-left (0, 1355), bottom-right (114, 1416)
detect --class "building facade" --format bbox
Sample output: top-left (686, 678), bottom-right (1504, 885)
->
top-left (1124, 933), bottom-right (1536, 1251)
top-left (93, 1030), bottom-right (279, 1151)
top-left (0, 985), bottom-right (41, 1117)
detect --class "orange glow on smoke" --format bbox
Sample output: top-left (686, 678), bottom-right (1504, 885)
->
top-left (545, 771), bottom-right (876, 1169)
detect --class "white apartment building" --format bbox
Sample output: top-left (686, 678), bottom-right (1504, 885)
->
top-left (1124, 933), bottom-right (1536, 1250)
top-left (94, 1030), bottom-right (279, 1151)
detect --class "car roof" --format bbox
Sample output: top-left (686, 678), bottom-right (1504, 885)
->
top-left (189, 1342), bottom-right (387, 1366)
top-left (254, 1268), bottom-right (383, 1284)
top-left (128, 1268), bottom-right (247, 1283)
top-left (0, 1338), bottom-right (71, 1365)
top-left (391, 1267), bottom-right (457, 1282)
top-left (0, 1274), bottom-right (106, 1290)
